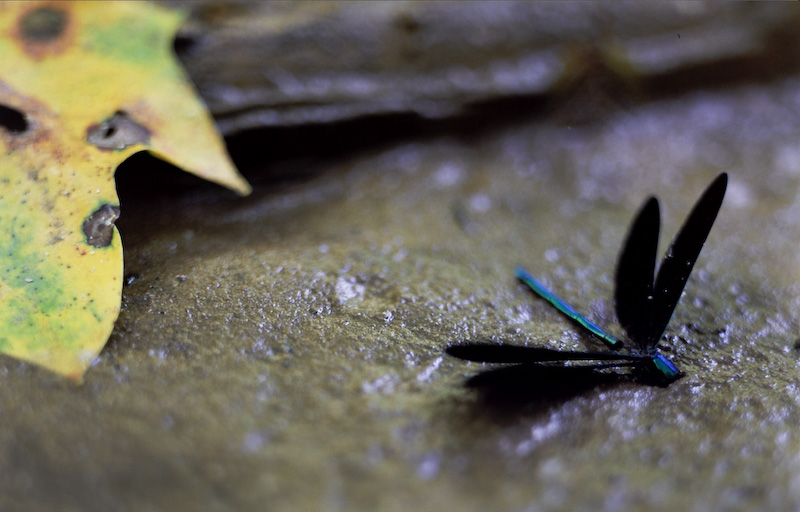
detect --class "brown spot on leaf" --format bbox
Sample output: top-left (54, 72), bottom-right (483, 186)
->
top-left (14, 4), bottom-right (74, 60)
top-left (82, 204), bottom-right (120, 248)
top-left (20, 6), bottom-right (66, 42)
top-left (86, 111), bottom-right (150, 150)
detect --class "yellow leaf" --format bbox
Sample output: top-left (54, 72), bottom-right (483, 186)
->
top-left (0, 1), bottom-right (251, 194)
top-left (0, 1), bottom-right (251, 381)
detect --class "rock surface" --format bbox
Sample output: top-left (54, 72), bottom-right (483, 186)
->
top-left (3, 2), bottom-right (800, 510)
top-left (175, 2), bottom-right (800, 133)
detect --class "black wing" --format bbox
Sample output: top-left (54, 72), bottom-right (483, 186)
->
top-left (445, 343), bottom-right (646, 363)
top-left (614, 197), bottom-right (660, 353)
top-left (648, 172), bottom-right (728, 348)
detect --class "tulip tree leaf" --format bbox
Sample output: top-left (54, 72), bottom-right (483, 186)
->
top-left (0, 1), bottom-right (251, 381)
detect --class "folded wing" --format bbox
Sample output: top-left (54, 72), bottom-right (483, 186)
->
top-left (649, 173), bottom-right (728, 348)
top-left (615, 197), bottom-right (660, 353)
top-left (445, 343), bottom-right (645, 363)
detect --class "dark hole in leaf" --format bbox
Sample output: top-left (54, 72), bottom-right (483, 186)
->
top-left (21, 6), bottom-right (67, 42)
top-left (173, 33), bottom-right (199, 56)
top-left (0, 104), bottom-right (28, 134)
top-left (86, 111), bottom-right (150, 150)
top-left (83, 204), bottom-right (121, 248)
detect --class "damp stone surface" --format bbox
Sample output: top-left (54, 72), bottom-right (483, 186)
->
top-left (3, 4), bottom-right (800, 511)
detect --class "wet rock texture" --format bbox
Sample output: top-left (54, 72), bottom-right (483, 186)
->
top-left (4, 2), bottom-right (800, 510)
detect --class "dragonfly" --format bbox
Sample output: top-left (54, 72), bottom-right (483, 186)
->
top-left (447, 173), bottom-right (728, 385)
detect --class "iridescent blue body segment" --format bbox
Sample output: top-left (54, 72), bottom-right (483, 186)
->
top-left (651, 353), bottom-right (680, 381)
top-left (515, 267), bottom-right (623, 350)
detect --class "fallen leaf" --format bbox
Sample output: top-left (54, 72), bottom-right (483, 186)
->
top-left (0, 1), bottom-right (251, 381)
